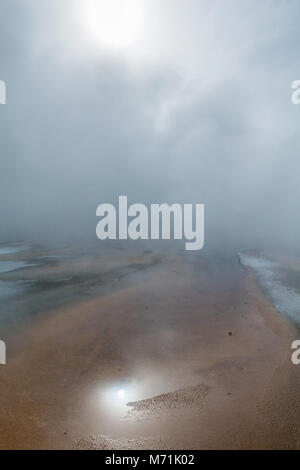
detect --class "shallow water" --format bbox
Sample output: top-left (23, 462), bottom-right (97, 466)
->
top-left (0, 281), bottom-right (29, 299)
top-left (0, 261), bottom-right (31, 274)
top-left (239, 253), bottom-right (300, 325)
top-left (0, 245), bottom-right (30, 256)
top-left (0, 244), bottom-right (33, 300)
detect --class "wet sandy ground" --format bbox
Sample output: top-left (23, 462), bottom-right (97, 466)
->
top-left (0, 248), bottom-right (299, 449)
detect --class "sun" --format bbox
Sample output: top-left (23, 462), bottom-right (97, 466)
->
top-left (82, 0), bottom-right (143, 49)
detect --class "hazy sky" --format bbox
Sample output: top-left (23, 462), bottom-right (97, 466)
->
top-left (1, 0), bottom-right (300, 250)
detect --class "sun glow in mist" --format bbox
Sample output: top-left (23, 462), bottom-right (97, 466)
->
top-left (82, 0), bottom-right (143, 49)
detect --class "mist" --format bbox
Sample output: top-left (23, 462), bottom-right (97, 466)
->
top-left (1, 0), bottom-right (300, 252)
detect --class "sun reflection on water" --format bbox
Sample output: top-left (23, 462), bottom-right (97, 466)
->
top-left (101, 380), bottom-right (139, 417)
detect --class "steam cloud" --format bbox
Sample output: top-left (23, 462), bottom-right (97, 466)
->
top-left (1, 0), bottom-right (300, 252)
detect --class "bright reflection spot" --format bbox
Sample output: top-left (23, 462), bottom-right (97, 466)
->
top-left (101, 381), bottom-right (139, 417)
top-left (117, 388), bottom-right (125, 399)
top-left (92, 375), bottom-right (173, 423)
top-left (82, 0), bottom-right (143, 49)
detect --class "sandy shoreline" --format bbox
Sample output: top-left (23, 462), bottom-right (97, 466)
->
top-left (0, 250), bottom-right (299, 449)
